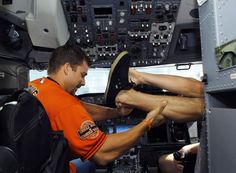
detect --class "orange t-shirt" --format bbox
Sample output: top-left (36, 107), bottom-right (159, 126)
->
top-left (29, 77), bottom-right (107, 160)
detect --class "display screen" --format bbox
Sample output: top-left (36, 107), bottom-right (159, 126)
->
top-left (94, 7), bottom-right (112, 15)
top-left (108, 125), bottom-right (134, 134)
top-left (117, 125), bottom-right (133, 133)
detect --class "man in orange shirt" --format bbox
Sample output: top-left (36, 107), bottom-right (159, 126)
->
top-left (29, 44), bottom-right (167, 171)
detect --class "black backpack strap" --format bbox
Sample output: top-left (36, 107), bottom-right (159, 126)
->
top-left (38, 131), bottom-right (69, 173)
top-left (0, 146), bottom-right (19, 173)
top-left (0, 95), bottom-right (9, 107)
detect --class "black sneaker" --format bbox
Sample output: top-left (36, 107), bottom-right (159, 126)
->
top-left (104, 51), bottom-right (134, 108)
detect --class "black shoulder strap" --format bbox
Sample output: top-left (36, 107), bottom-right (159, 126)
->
top-left (0, 95), bottom-right (9, 106)
top-left (0, 146), bottom-right (19, 173)
top-left (38, 131), bottom-right (69, 173)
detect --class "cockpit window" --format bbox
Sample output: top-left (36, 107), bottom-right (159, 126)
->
top-left (30, 62), bottom-right (203, 95)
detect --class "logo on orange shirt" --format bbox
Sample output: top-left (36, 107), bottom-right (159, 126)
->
top-left (77, 120), bottom-right (99, 140)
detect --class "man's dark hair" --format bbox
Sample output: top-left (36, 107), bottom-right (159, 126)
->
top-left (48, 44), bottom-right (91, 74)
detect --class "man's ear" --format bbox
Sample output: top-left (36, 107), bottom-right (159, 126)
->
top-left (63, 63), bottom-right (71, 75)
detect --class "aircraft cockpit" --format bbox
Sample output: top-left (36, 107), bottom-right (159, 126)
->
top-left (1, 0), bottom-right (236, 172)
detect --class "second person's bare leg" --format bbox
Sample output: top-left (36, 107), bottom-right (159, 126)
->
top-left (129, 69), bottom-right (204, 98)
top-left (115, 89), bottom-right (204, 122)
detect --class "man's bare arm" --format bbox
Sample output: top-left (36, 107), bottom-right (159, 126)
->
top-left (91, 101), bottom-right (167, 165)
top-left (81, 101), bottom-right (132, 121)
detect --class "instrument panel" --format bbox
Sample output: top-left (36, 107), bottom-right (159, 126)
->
top-left (61, 0), bottom-right (182, 67)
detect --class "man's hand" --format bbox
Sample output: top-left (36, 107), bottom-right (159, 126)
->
top-left (144, 100), bottom-right (167, 128)
top-left (178, 143), bottom-right (199, 157)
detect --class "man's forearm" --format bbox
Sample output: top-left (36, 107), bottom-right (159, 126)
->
top-left (91, 103), bottom-right (167, 165)
top-left (81, 101), bottom-right (120, 121)
top-left (92, 121), bottom-right (149, 165)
